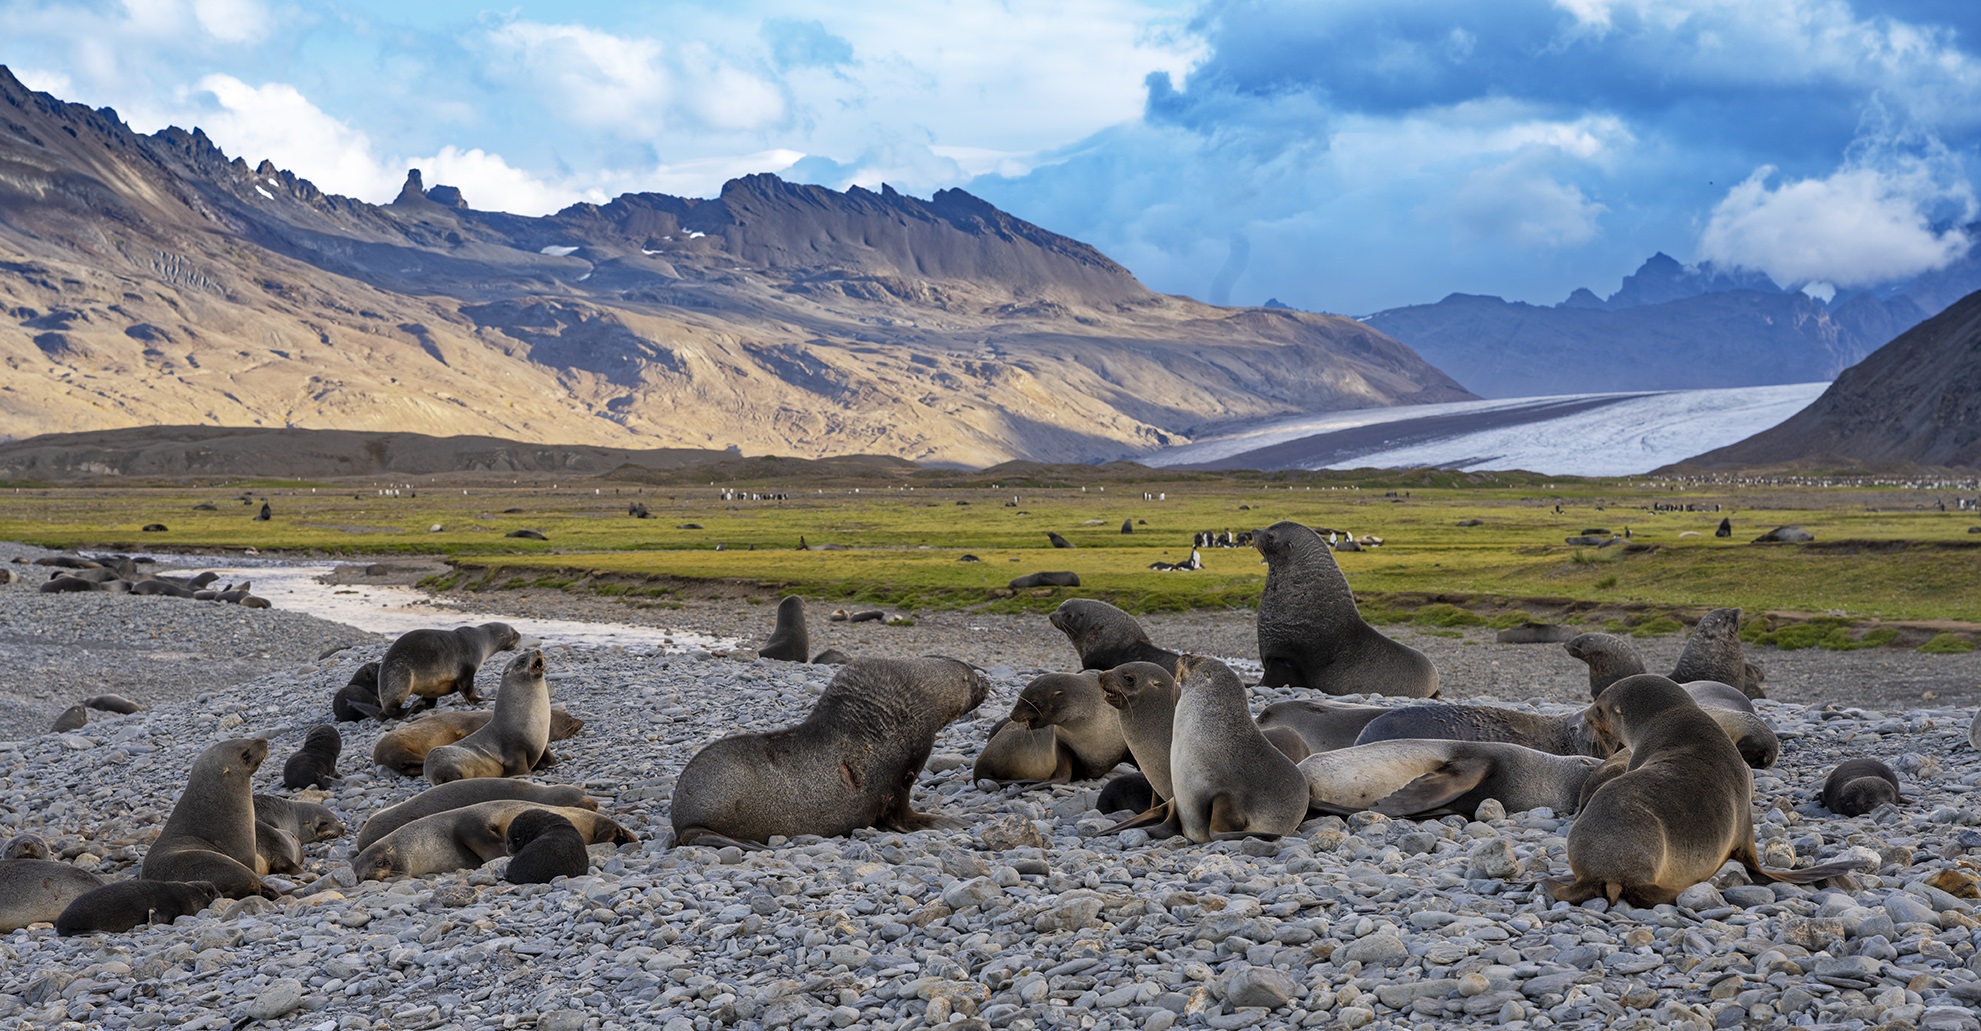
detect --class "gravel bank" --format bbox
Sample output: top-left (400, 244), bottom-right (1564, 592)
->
top-left (6, 542), bottom-right (1981, 1030)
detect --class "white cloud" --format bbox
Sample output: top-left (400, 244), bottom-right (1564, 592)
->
top-left (1450, 152), bottom-right (1607, 249)
top-left (191, 0), bottom-right (269, 44)
top-left (1699, 143), bottom-right (1976, 288)
top-left (10, 67), bottom-right (74, 97)
top-left (183, 75), bottom-right (402, 200)
top-left (481, 20), bottom-right (785, 136)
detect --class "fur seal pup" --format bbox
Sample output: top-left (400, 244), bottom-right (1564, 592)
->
top-left (1546, 675), bottom-right (1865, 907)
top-left (1095, 773), bottom-right (1155, 816)
top-left (1253, 521), bottom-right (1438, 697)
top-left (504, 809), bottom-right (590, 883)
top-left (282, 725), bottom-right (343, 788)
top-left (350, 801), bottom-right (633, 881)
top-left (812, 648), bottom-right (851, 664)
top-left (56, 879), bottom-right (219, 936)
top-left (1047, 599), bottom-right (1180, 673)
top-left (2, 833), bottom-right (51, 860)
top-left (672, 657), bottom-right (989, 848)
top-left (1095, 661), bottom-right (1182, 833)
top-left (83, 694), bottom-right (143, 714)
top-left (759, 596), bottom-right (810, 661)
top-left (0, 859), bottom-right (105, 931)
top-left (334, 661), bottom-right (382, 721)
top-left (1167, 656), bottom-right (1310, 841)
top-left (253, 795), bottom-right (345, 848)
top-left (255, 824), bottom-right (303, 875)
top-left (376, 622), bottom-right (522, 718)
top-left (140, 737), bottom-right (275, 899)
top-left (975, 672), bottom-right (1131, 784)
top-left (1669, 608), bottom-right (1765, 698)
top-left (424, 650), bottom-right (551, 786)
top-left (52, 704), bottom-right (87, 732)
top-left (1255, 698), bottom-right (1393, 754)
top-left (1296, 740), bottom-right (1605, 818)
top-left (357, 779), bottom-right (596, 851)
top-left (1821, 759), bottom-right (1904, 816)
top-left (373, 707), bottom-right (583, 775)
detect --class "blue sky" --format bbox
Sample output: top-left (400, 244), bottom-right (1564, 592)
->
top-left (6, 0), bottom-right (1981, 313)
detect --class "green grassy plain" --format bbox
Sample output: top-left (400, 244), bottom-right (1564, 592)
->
top-left (3, 473), bottom-right (1978, 632)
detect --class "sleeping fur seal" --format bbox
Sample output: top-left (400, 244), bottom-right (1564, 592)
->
top-left (140, 737), bottom-right (276, 899)
top-left (1047, 599), bottom-right (1179, 673)
top-left (351, 801), bottom-right (633, 881)
top-left (1821, 758), bottom-right (1903, 816)
top-left (973, 671), bottom-right (1130, 784)
top-left (1546, 675), bottom-right (1864, 907)
top-left (253, 795), bottom-right (345, 844)
top-left (0, 859), bottom-right (106, 931)
top-left (373, 707), bottom-right (584, 776)
top-left (1296, 740), bottom-right (1606, 818)
top-left (1257, 698), bottom-right (1395, 754)
top-left (503, 809), bottom-right (590, 883)
top-left (1253, 521), bottom-right (1438, 697)
top-left (1355, 703), bottom-right (1609, 758)
top-left (423, 650), bottom-right (551, 785)
top-left (356, 779), bottom-right (597, 852)
top-left (376, 622), bottom-right (522, 718)
top-left (56, 879), bottom-right (218, 935)
top-left (1167, 655), bottom-right (1310, 841)
top-left (671, 657), bottom-right (988, 848)
top-left (759, 596), bottom-right (810, 661)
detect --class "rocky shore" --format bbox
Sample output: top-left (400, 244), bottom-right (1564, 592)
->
top-left (4, 541), bottom-right (1981, 1030)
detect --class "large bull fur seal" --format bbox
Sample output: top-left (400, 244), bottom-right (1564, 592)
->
top-left (1253, 521), bottom-right (1438, 697)
top-left (140, 737), bottom-right (277, 899)
top-left (376, 622), bottom-right (522, 718)
top-left (671, 657), bottom-right (989, 849)
top-left (1544, 675), bottom-right (1865, 907)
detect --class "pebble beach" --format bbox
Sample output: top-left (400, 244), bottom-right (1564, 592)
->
top-left (6, 541), bottom-right (1981, 1031)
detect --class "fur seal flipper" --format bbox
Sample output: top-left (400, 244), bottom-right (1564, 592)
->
top-left (376, 623), bottom-right (521, 718)
top-left (1253, 521), bottom-right (1438, 697)
top-left (671, 657), bottom-right (988, 847)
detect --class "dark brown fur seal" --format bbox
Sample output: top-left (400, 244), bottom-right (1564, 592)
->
top-left (333, 661), bottom-right (382, 721)
top-left (83, 694), bottom-right (143, 714)
top-left (1253, 521), bottom-right (1438, 697)
top-left (1668, 608), bottom-right (1766, 698)
top-left (1047, 599), bottom-right (1180, 673)
top-left (56, 879), bottom-right (218, 935)
top-left (503, 810), bottom-right (590, 883)
top-left (351, 801), bottom-right (632, 881)
top-left (376, 622), bottom-right (522, 718)
top-left (373, 707), bottom-right (584, 776)
top-left (0, 859), bottom-right (105, 931)
top-left (973, 672), bottom-right (1130, 784)
top-left (140, 737), bottom-right (276, 899)
top-left (1255, 698), bottom-right (1393, 753)
top-left (1547, 675), bottom-right (1864, 907)
top-left (671, 657), bottom-right (989, 848)
top-left (1296, 740), bottom-right (1606, 817)
top-left (759, 596), bottom-right (810, 661)
top-left (1355, 703), bottom-right (1608, 757)
top-left (1821, 758), bottom-right (1903, 816)
top-left (355, 779), bottom-right (596, 852)
top-left (424, 650), bottom-right (551, 785)
top-left (1167, 655), bottom-right (1310, 841)
top-left (282, 725), bottom-right (343, 789)
top-left (52, 704), bottom-right (87, 733)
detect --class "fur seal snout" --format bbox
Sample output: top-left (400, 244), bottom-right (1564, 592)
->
top-left (671, 657), bottom-right (989, 848)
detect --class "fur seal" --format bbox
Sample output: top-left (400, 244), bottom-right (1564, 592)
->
top-left (1821, 758), bottom-right (1903, 816)
top-left (83, 694), bottom-right (143, 714)
top-left (52, 704), bottom-right (87, 732)
top-left (974, 672), bottom-right (1131, 784)
top-left (132, 579), bottom-right (197, 598)
top-left (1546, 674), bottom-right (1865, 907)
top-left (140, 737), bottom-right (275, 899)
top-left (40, 576), bottom-right (102, 593)
top-left (0, 859), bottom-right (105, 931)
top-left (253, 794), bottom-right (345, 847)
top-left (373, 707), bottom-right (583, 776)
top-left (1096, 661), bottom-right (1181, 831)
top-left (759, 596), bottom-right (810, 661)
top-left (357, 779), bottom-right (596, 852)
top-left (1167, 656), bottom-right (1310, 841)
top-left (1046, 531), bottom-right (1075, 549)
top-left (1296, 740), bottom-right (1606, 817)
top-left (503, 809), bottom-right (590, 883)
top-left (1009, 571), bottom-right (1079, 589)
top-left (1669, 608), bottom-right (1766, 698)
top-left (376, 622), bottom-right (522, 718)
top-left (811, 648), bottom-right (851, 665)
top-left (672, 657), bottom-right (989, 848)
top-left (56, 879), bottom-right (219, 935)
top-left (1256, 698), bottom-right (1393, 753)
top-left (255, 824), bottom-right (303, 875)
top-left (1047, 599), bottom-right (1180, 673)
top-left (351, 801), bottom-right (633, 881)
top-left (424, 650), bottom-right (551, 786)
top-left (1095, 774), bottom-right (1155, 816)
top-left (282, 725), bottom-right (343, 789)
top-left (1253, 521), bottom-right (1438, 697)
top-left (2, 833), bottom-right (50, 860)
top-left (334, 661), bottom-right (382, 721)
top-left (1354, 702), bottom-right (1608, 757)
